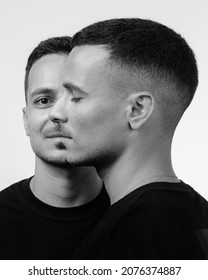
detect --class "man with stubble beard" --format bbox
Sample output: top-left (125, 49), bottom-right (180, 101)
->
top-left (62, 18), bottom-right (208, 259)
top-left (0, 36), bottom-right (110, 259)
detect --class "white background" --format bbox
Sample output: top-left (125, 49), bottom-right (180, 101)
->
top-left (0, 0), bottom-right (207, 199)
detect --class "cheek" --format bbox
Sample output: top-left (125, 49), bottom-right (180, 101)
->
top-left (71, 103), bottom-right (124, 143)
top-left (27, 113), bottom-right (47, 135)
top-left (71, 105), bottom-right (111, 131)
top-left (26, 116), bottom-right (36, 134)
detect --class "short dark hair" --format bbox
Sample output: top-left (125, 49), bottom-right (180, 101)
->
top-left (24, 36), bottom-right (72, 99)
top-left (72, 18), bottom-right (198, 130)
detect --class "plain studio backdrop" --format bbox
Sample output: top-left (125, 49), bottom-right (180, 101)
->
top-left (0, 0), bottom-right (207, 199)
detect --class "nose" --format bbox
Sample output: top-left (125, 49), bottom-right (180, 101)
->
top-left (48, 93), bottom-right (68, 124)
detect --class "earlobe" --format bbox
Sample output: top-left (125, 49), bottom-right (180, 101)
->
top-left (22, 107), bottom-right (30, 136)
top-left (127, 92), bottom-right (154, 130)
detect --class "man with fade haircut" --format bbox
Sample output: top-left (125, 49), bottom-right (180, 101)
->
top-left (61, 18), bottom-right (208, 259)
top-left (0, 36), bottom-right (110, 260)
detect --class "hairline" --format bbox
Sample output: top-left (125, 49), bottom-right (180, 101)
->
top-left (73, 43), bottom-right (190, 133)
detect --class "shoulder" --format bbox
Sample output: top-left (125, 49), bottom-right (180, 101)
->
top-left (104, 182), bottom-right (208, 259)
top-left (109, 180), bottom-right (208, 239)
top-left (127, 181), bottom-right (208, 218)
top-left (0, 177), bottom-right (31, 205)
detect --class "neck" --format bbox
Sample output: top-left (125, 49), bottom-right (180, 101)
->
top-left (31, 157), bottom-right (102, 207)
top-left (97, 141), bottom-right (179, 204)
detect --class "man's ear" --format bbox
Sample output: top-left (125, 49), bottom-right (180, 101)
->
top-left (22, 107), bottom-right (30, 136)
top-left (127, 91), bottom-right (154, 130)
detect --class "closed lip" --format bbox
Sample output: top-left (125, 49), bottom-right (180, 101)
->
top-left (45, 133), bottom-right (72, 139)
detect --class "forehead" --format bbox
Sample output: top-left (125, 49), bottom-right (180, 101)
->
top-left (28, 54), bottom-right (68, 92)
top-left (63, 45), bottom-right (140, 96)
top-left (67, 45), bottom-right (109, 69)
top-left (63, 45), bottom-right (110, 84)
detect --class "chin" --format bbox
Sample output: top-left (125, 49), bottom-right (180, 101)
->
top-left (35, 150), bottom-right (73, 167)
top-left (44, 157), bottom-right (73, 167)
top-left (66, 147), bottom-right (118, 170)
top-left (65, 150), bottom-right (103, 167)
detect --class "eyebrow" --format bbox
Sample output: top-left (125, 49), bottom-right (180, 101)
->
top-left (63, 82), bottom-right (88, 95)
top-left (30, 88), bottom-right (56, 98)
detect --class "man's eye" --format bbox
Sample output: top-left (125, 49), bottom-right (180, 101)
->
top-left (35, 97), bottom-right (51, 105)
top-left (38, 98), bottom-right (49, 104)
top-left (71, 97), bottom-right (82, 103)
top-left (34, 98), bottom-right (53, 106)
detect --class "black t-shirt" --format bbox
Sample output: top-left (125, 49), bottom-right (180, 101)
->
top-left (0, 177), bottom-right (110, 259)
top-left (73, 181), bottom-right (208, 259)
